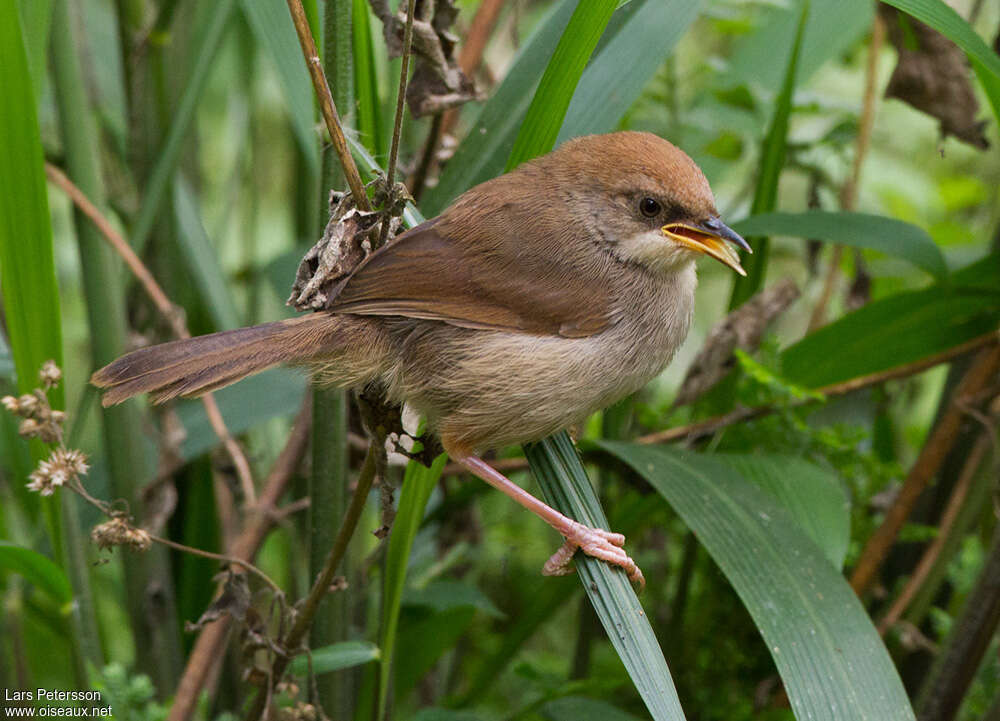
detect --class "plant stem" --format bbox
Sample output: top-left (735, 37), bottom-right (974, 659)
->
top-left (808, 13), bottom-right (885, 330)
top-left (850, 345), bottom-right (1000, 595)
top-left (244, 445), bottom-right (379, 721)
top-left (167, 403), bottom-right (312, 721)
top-left (377, 0), bottom-right (417, 246)
top-left (915, 530), bottom-right (1000, 721)
top-left (309, 0), bottom-right (356, 713)
top-left (285, 0), bottom-right (370, 210)
top-left (44, 164), bottom-right (257, 503)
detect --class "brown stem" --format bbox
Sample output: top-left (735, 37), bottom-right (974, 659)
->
top-left (441, 0), bottom-right (505, 135)
top-left (877, 419), bottom-right (994, 634)
top-left (409, 112), bottom-right (443, 201)
top-left (850, 345), bottom-right (1000, 596)
top-left (44, 162), bottom-right (258, 505)
top-left (166, 403), bottom-right (312, 721)
top-left (915, 529), bottom-right (1000, 721)
top-left (244, 443), bottom-right (379, 721)
top-left (284, 0), bottom-right (371, 211)
top-left (378, 0), bottom-right (417, 247)
top-left (808, 14), bottom-right (885, 331)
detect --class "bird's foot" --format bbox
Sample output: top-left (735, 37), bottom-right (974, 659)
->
top-left (542, 520), bottom-right (645, 590)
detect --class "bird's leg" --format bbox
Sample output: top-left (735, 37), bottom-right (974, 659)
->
top-left (447, 449), bottom-right (644, 588)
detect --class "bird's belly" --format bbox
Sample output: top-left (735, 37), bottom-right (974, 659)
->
top-left (391, 288), bottom-right (692, 451)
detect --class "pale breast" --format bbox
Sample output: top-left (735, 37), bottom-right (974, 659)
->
top-left (389, 263), bottom-right (697, 451)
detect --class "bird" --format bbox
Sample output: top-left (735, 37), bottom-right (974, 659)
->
top-left (92, 131), bottom-right (750, 587)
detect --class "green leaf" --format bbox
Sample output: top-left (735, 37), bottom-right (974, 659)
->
top-left (172, 176), bottom-right (242, 331)
top-left (0, 542), bottom-right (73, 605)
top-left (781, 255), bottom-right (1000, 388)
top-left (352, 0), bottom-right (383, 156)
top-left (394, 605), bottom-right (476, 701)
top-left (506, 0), bottom-right (619, 170)
top-left (0, 3), bottom-right (64, 407)
top-left (131, 0), bottom-right (235, 251)
top-left (454, 576), bottom-right (577, 707)
top-left (726, 0), bottom-right (872, 91)
top-left (16, 0), bottom-right (52, 103)
top-left (174, 369), bottom-right (307, 460)
top-left (525, 433), bottom-right (687, 721)
top-left (403, 580), bottom-right (504, 619)
top-left (240, 0), bottom-right (320, 176)
top-left (412, 711), bottom-right (483, 721)
top-left (733, 211), bottom-right (947, 279)
top-left (715, 454), bottom-right (850, 569)
top-left (729, 0), bottom-right (809, 309)
top-left (378, 453), bottom-right (448, 720)
top-left (289, 640), bottom-right (380, 676)
top-left (541, 696), bottom-right (644, 721)
top-left (421, 0), bottom-right (575, 213)
top-left (424, 0), bottom-right (697, 216)
top-left (556, 0), bottom-right (699, 144)
top-left (597, 442), bottom-right (916, 721)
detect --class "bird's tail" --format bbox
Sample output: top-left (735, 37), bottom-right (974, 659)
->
top-left (92, 313), bottom-right (357, 406)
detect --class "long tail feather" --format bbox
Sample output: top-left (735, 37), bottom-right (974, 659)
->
top-left (92, 314), bottom-right (347, 406)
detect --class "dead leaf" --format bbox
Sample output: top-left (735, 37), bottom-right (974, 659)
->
top-left (879, 4), bottom-right (989, 149)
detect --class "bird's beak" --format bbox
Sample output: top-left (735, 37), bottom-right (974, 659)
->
top-left (662, 219), bottom-right (752, 276)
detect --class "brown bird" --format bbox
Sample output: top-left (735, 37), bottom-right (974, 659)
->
top-left (92, 131), bottom-right (749, 587)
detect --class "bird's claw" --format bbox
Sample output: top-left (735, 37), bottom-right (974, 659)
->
top-left (542, 521), bottom-right (645, 590)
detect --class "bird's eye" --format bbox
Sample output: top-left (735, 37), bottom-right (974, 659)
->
top-left (639, 197), bottom-right (661, 217)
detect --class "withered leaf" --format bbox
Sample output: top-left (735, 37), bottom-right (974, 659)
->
top-left (368, 0), bottom-right (480, 118)
top-left (879, 4), bottom-right (989, 149)
top-left (186, 571), bottom-right (251, 631)
top-left (288, 192), bottom-right (382, 311)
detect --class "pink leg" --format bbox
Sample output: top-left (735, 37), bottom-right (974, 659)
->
top-left (449, 449), bottom-right (644, 588)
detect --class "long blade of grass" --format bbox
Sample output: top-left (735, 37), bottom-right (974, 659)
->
top-left (728, 0), bottom-right (809, 309)
top-left (781, 255), bottom-right (1000, 389)
top-left (556, 0), bottom-right (699, 144)
top-left (0, 542), bottom-right (72, 607)
top-left (172, 176), bottom-right (242, 330)
top-left (714, 454), bottom-right (850, 569)
top-left (505, 0), bottom-right (618, 170)
top-left (131, 0), bottom-right (235, 252)
top-left (378, 453), bottom-right (448, 720)
top-left (16, 0), bottom-right (52, 102)
top-left (599, 442), bottom-right (916, 721)
top-left (733, 210), bottom-right (947, 279)
top-left (525, 434), bottom-right (687, 721)
top-left (352, 0), bottom-right (383, 156)
top-left (240, 0), bottom-right (319, 176)
top-left (1, 0), bottom-right (66, 576)
top-left (51, 0), bottom-right (184, 686)
top-left (426, 0), bottom-right (696, 215)
top-left (0, 4), bottom-right (63, 410)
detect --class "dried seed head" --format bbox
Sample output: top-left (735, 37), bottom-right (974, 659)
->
top-left (18, 394), bottom-right (39, 416)
top-left (39, 361), bottom-right (62, 388)
top-left (27, 468), bottom-right (56, 496)
top-left (2, 395), bottom-right (19, 414)
top-left (18, 418), bottom-right (41, 439)
top-left (50, 410), bottom-right (67, 426)
top-left (90, 517), bottom-right (152, 552)
top-left (52, 448), bottom-right (89, 476)
top-left (37, 424), bottom-right (61, 444)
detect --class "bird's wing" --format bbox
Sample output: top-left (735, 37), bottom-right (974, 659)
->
top-left (326, 220), bottom-right (618, 338)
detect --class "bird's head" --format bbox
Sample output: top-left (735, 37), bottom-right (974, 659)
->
top-left (548, 131), bottom-right (750, 276)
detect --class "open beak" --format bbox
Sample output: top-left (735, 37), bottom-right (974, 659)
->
top-left (662, 218), bottom-right (751, 276)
